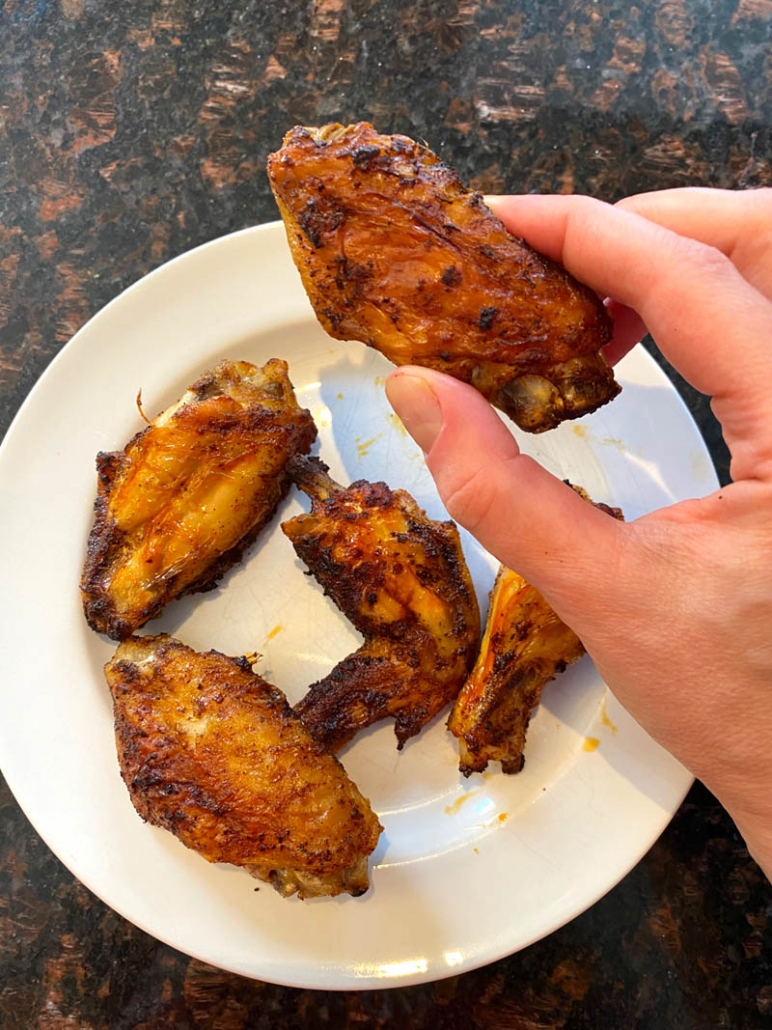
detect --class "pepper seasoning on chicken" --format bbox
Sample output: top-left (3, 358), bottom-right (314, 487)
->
top-left (448, 486), bottom-right (623, 776)
top-left (282, 456), bottom-right (481, 752)
top-left (267, 122), bottom-right (620, 433)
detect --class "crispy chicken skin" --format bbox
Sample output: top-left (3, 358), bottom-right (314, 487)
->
top-left (448, 564), bottom-right (586, 776)
top-left (267, 122), bottom-right (620, 433)
top-left (81, 359), bottom-right (317, 641)
top-left (282, 456), bottom-right (481, 752)
top-left (105, 634), bottom-right (382, 899)
top-left (448, 487), bottom-right (623, 776)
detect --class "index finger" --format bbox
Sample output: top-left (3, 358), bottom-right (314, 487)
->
top-left (616, 187), bottom-right (772, 299)
top-left (487, 194), bottom-right (772, 477)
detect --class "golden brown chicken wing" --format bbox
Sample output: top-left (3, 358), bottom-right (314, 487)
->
top-left (448, 564), bottom-right (585, 776)
top-left (267, 122), bottom-right (619, 433)
top-left (106, 634), bottom-right (382, 898)
top-left (282, 456), bottom-right (481, 752)
top-left (81, 359), bottom-right (317, 640)
top-left (448, 488), bottom-right (623, 775)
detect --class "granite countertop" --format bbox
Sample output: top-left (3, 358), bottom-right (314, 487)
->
top-left (1, 1), bottom-right (771, 1026)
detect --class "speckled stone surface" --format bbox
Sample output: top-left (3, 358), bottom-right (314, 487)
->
top-left (1, 0), bottom-right (771, 1026)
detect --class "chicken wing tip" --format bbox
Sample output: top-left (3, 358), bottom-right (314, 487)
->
top-left (286, 453), bottom-right (341, 501)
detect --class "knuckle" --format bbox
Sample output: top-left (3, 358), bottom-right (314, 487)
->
top-left (667, 231), bottom-right (732, 278)
top-left (441, 464), bottom-right (497, 535)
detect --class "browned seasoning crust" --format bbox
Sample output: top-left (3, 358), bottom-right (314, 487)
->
top-left (448, 564), bottom-right (586, 776)
top-left (267, 122), bottom-right (620, 433)
top-left (105, 634), bottom-right (382, 899)
top-left (282, 456), bottom-right (481, 752)
top-left (81, 359), bottom-right (317, 640)
top-left (448, 485), bottom-right (623, 775)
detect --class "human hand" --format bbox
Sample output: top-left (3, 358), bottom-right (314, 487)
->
top-left (385, 187), bottom-right (772, 878)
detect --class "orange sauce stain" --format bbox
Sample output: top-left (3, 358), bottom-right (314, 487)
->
top-left (336, 392), bottom-right (344, 400)
top-left (599, 436), bottom-right (625, 450)
top-left (266, 624), bottom-right (283, 640)
top-left (600, 697), bottom-right (618, 734)
top-left (473, 847), bottom-right (479, 855)
top-left (583, 736), bottom-right (600, 752)
top-left (444, 792), bottom-right (476, 816)
top-left (497, 812), bottom-right (508, 823)
top-left (572, 421), bottom-right (624, 451)
top-left (356, 432), bottom-right (383, 459)
top-left (374, 375), bottom-right (386, 386)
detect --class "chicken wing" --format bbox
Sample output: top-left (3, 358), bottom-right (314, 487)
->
top-left (81, 359), bottom-right (317, 640)
top-left (282, 456), bottom-right (481, 752)
top-left (448, 488), bottom-right (623, 775)
top-left (448, 564), bottom-right (585, 776)
top-left (105, 634), bottom-right (382, 898)
top-left (267, 122), bottom-right (620, 433)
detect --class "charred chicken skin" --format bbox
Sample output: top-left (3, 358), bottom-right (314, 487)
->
top-left (81, 359), bottom-right (317, 640)
top-left (282, 456), bottom-right (481, 752)
top-left (448, 564), bottom-right (586, 776)
top-left (448, 487), bottom-right (623, 776)
top-left (267, 122), bottom-right (620, 433)
top-left (106, 634), bottom-right (382, 899)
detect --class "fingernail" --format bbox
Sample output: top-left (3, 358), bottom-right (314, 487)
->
top-left (385, 372), bottom-right (443, 453)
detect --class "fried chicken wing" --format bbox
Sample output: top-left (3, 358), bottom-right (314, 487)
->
top-left (448, 564), bottom-right (585, 776)
top-left (448, 488), bottom-right (623, 775)
top-left (282, 456), bottom-right (481, 752)
top-left (81, 359), bottom-right (317, 640)
top-left (106, 634), bottom-right (382, 898)
top-left (267, 122), bottom-right (620, 433)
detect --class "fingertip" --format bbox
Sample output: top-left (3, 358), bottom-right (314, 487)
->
top-left (603, 300), bottom-right (648, 366)
top-left (480, 193), bottom-right (614, 270)
top-left (385, 368), bottom-right (443, 453)
top-left (482, 193), bottom-right (505, 211)
top-left (387, 366), bottom-right (519, 459)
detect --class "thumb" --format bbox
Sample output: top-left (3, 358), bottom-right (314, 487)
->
top-left (385, 366), bottom-right (624, 622)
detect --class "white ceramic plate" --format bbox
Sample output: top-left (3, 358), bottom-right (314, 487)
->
top-left (0, 223), bottom-right (716, 989)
